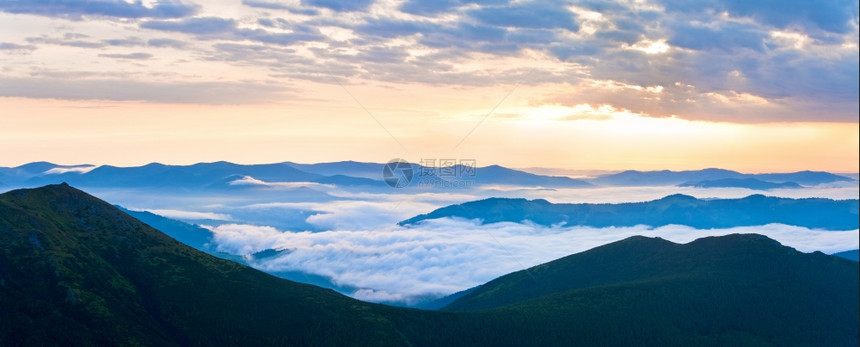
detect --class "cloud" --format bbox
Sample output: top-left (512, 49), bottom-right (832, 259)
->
top-left (205, 219), bottom-right (860, 305)
top-left (668, 22), bottom-right (768, 52)
top-left (2, 0), bottom-right (856, 123)
top-left (146, 38), bottom-right (187, 48)
top-left (467, 1), bottom-right (580, 31)
top-left (0, 0), bottom-right (198, 20)
top-left (43, 166), bottom-right (96, 175)
top-left (399, 0), bottom-right (508, 16)
top-left (85, 179), bottom-right (859, 307)
top-left (27, 35), bottom-right (105, 48)
top-left (243, 0), bottom-right (320, 15)
top-left (0, 77), bottom-right (289, 104)
top-left (301, 0), bottom-right (375, 12)
top-left (141, 17), bottom-right (325, 45)
top-left (141, 17), bottom-right (236, 35)
top-left (98, 52), bottom-right (153, 60)
top-left (102, 37), bottom-right (146, 47)
top-left (660, 0), bottom-right (860, 34)
top-left (399, 0), bottom-right (461, 15)
top-left (240, 198), bottom-right (443, 230)
top-left (228, 176), bottom-right (335, 190)
top-left (0, 42), bottom-right (37, 52)
top-left (137, 208), bottom-right (233, 221)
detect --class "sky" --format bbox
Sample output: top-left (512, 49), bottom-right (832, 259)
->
top-left (1, 0), bottom-right (858, 172)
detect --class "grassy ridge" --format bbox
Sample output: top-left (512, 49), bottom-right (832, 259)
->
top-left (1, 184), bottom-right (857, 346)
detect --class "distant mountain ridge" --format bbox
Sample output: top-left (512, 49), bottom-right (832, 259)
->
top-left (4, 162), bottom-right (851, 191)
top-left (0, 161), bottom-right (593, 190)
top-left (832, 250), bottom-right (860, 261)
top-left (400, 194), bottom-right (860, 230)
top-left (592, 168), bottom-right (853, 186)
top-left (679, 178), bottom-right (802, 190)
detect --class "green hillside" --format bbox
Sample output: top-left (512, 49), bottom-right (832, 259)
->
top-left (444, 234), bottom-right (859, 345)
top-left (0, 183), bottom-right (414, 345)
top-left (1, 184), bottom-right (857, 346)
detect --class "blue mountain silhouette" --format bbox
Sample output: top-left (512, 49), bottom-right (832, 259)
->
top-left (400, 194), bottom-right (859, 230)
top-left (679, 178), bottom-right (802, 190)
top-left (593, 168), bottom-right (853, 186)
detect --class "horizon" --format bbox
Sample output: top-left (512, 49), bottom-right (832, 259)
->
top-left (1, 1), bottom-right (857, 173)
top-left (2, 159), bottom-right (859, 176)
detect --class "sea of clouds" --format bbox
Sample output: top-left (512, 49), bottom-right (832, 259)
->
top-left (86, 182), bottom-right (860, 306)
top-left (204, 219), bottom-right (859, 305)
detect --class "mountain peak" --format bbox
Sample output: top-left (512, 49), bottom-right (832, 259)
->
top-left (0, 184), bottom-right (418, 345)
top-left (659, 193), bottom-right (697, 201)
top-left (442, 232), bottom-right (857, 315)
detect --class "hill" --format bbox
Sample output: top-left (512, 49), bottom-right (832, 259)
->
top-left (593, 168), bottom-right (853, 186)
top-left (2, 184), bottom-right (857, 345)
top-left (0, 184), bottom-right (419, 345)
top-left (679, 178), bottom-right (802, 190)
top-left (442, 234), bottom-right (859, 345)
top-left (468, 165), bottom-right (591, 187)
top-left (399, 194), bottom-right (860, 230)
top-left (832, 249), bottom-right (859, 261)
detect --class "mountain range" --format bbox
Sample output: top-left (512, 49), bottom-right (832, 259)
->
top-left (399, 194), bottom-right (860, 230)
top-left (1, 184), bottom-right (857, 345)
top-left (593, 168), bottom-right (853, 186)
top-left (2, 162), bottom-right (853, 192)
top-left (833, 250), bottom-right (860, 261)
top-left (679, 178), bottom-right (802, 190)
top-left (439, 234), bottom-right (858, 345)
top-left (0, 161), bottom-right (591, 190)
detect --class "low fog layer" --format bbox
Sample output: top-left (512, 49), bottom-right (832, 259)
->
top-left (205, 219), bottom-right (859, 305)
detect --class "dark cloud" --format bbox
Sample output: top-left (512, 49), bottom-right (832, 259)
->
top-left (468, 1), bottom-right (579, 31)
top-left (355, 46), bottom-right (409, 64)
top-left (0, 42), bottom-right (37, 52)
top-left (0, 0), bottom-right (198, 20)
top-left (356, 19), bottom-right (436, 38)
top-left (660, 0), bottom-right (859, 34)
top-left (242, 0), bottom-right (320, 15)
top-left (141, 17), bottom-right (237, 35)
top-left (420, 23), bottom-right (507, 48)
top-left (548, 40), bottom-right (607, 61)
top-left (141, 17), bottom-right (325, 45)
top-left (399, 0), bottom-right (508, 16)
top-left (258, 18), bottom-right (276, 27)
top-left (573, 0), bottom-right (629, 13)
top-left (147, 38), bottom-right (187, 48)
top-left (399, 0), bottom-right (461, 15)
top-left (301, 0), bottom-right (375, 12)
top-left (594, 30), bottom-right (642, 45)
top-left (506, 28), bottom-right (561, 45)
top-left (26, 36), bottom-right (105, 48)
top-left (209, 43), bottom-right (317, 71)
top-left (668, 22), bottom-right (767, 52)
top-left (98, 52), bottom-right (153, 60)
top-left (103, 37), bottom-right (146, 47)
top-left (2, 0), bottom-right (855, 124)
